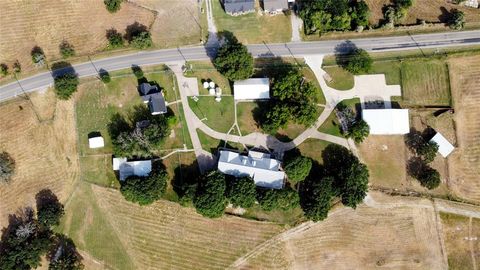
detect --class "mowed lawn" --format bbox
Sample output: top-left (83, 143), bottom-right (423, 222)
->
top-left (212, 0), bottom-right (291, 43)
top-left (185, 61), bottom-right (233, 95)
top-left (188, 96), bottom-right (235, 133)
top-left (75, 67), bottom-right (191, 187)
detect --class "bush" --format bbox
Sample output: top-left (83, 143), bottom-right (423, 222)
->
top-left (284, 155), bottom-right (312, 184)
top-left (0, 151), bottom-right (15, 183)
top-left (36, 189), bottom-right (64, 228)
top-left (300, 176), bottom-right (334, 221)
top-left (345, 48), bottom-right (372, 74)
top-left (130, 31), bottom-right (153, 49)
top-left (106, 28), bottom-right (124, 48)
top-left (213, 35), bottom-right (253, 81)
top-left (31, 46), bottom-right (46, 65)
top-left (132, 65), bottom-right (144, 79)
top-left (104, 0), bottom-right (122, 13)
top-left (407, 157), bottom-right (441, 189)
top-left (256, 187), bottom-right (300, 211)
top-left (12, 60), bottom-right (21, 74)
top-left (345, 119), bottom-right (370, 143)
top-left (449, 9), bottom-right (465, 30)
top-left (59, 41), bottom-right (75, 58)
top-left (120, 169), bottom-right (168, 205)
top-left (194, 171), bottom-right (226, 218)
top-left (226, 177), bottom-right (256, 208)
top-left (99, 70), bottom-right (111, 83)
top-left (417, 141), bottom-right (439, 163)
top-left (0, 63), bottom-right (8, 76)
top-left (53, 73), bottom-right (79, 100)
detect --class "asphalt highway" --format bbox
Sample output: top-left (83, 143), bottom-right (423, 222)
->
top-left (1, 30), bottom-right (480, 102)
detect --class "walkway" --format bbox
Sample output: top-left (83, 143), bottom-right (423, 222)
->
top-left (205, 0), bottom-right (219, 50)
top-left (290, 11), bottom-right (302, 42)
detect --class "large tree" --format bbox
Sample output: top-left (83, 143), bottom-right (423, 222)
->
top-left (104, 0), bottom-right (123, 13)
top-left (213, 37), bottom-right (253, 81)
top-left (130, 31), bottom-right (153, 49)
top-left (300, 176), bottom-right (334, 221)
top-left (284, 155), bottom-right (312, 184)
top-left (194, 171), bottom-right (227, 218)
top-left (226, 177), bottom-right (256, 208)
top-left (345, 48), bottom-right (372, 74)
top-left (449, 9), bottom-right (465, 30)
top-left (53, 73), bottom-right (79, 100)
top-left (417, 141), bottom-right (439, 163)
top-left (36, 190), bottom-right (65, 228)
top-left (256, 187), bottom-right (300, 211)
top-left (120, 169), bottom-right (168, 205)
top-left (0, 151), bottom-right (15, 183)
top-left (345, 119), bottom-right (370, 143)
top-left (48, 235), bottom-right (84, 270)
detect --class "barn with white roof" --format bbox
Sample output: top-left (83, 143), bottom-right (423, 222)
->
top-left (362, 109), bottom-right (410, 135)
top-left (233, 78), bottom-right (270, 100)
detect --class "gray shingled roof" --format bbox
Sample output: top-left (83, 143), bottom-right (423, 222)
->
top-left (223, 0), bottom-right (255, 14)
top-left (263, 0), bottom-right (288, 12)
top-left (148, 94), bottom-right (167, 115)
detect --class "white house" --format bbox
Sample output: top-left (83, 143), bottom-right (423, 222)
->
top-left (430, 132), bottom-right (455, 158)
top-left (362, 109), bottom-right (410, 135)
top-left (88, 136), bottom-right (104, 149)
top-left (112, 158), bottom-right (152, 181)
top-left (218, 150), bottom-right (285, 189)
top-left (233, 78), bottom-right (270, 100)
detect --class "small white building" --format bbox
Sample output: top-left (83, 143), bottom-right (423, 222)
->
top-left (233, 78), bottom-right (270, 100)
top-left (88, 136), bottom-right (104, 149)
top-left (218, 150), bottom-right (285, 189)
top-left (362, 109), bottom-right (410, 135)
top-left (430, 132), bottom-right (455, 158)
top-left (112, 158), bottom-right (152, 181)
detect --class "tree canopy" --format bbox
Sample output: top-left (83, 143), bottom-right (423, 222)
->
top-left (120, 169), bottom-right (168, 205)
top-left (194, 171), bottom-right (227, 218)
top-left (59, 41), bottom-right (75, 58)
top-left (284, 155), bottom-right (313, 184)
top-left (449, 9), bottom-right (465, 30)
top-left (36, 189), bottom-right (64, 229)
top-left (107, 28), bottom-right (124, 48)
top-left (300, 176), bottom-right (334, 221)
top-left (130, 31), bottom-right (153, 49)
top-left (31, 46), bottom-right (46, 65)
top-left (345, 119), bottom-right (370, 143)
top-left (417, 141), bottom-right (439, 163)
top-left (48, 235), bottom-right (83, 270)
top-left (0, 63), bottom-right (8, 76)
top-left (53, 73), bottom-right (79, 100)
top-left (104, 0), bottom-right (123, 13)
top-left (226, 177), bottom-right (256, 208)
top-left (256, 187), bottom-right (300, 211)
top-left (345, 48), bottom-right (372, 74)
top-left (213, 36), bottom-right (254, 81)
top-left (0, 151), bottom-right (15, 183)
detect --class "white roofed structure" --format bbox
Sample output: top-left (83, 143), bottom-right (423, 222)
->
top-left (362, 109), bottom-right (410, 135)
top-left (112, 158), bottom-right (152, 181)
top-left (234, 78), bottom-right (270, 100)
top-left (218, 150), bottom-right (285, 189)
top-left (88, 136), bottom-right (105, 148)
top-left (430, 132), bottom-right (455, 158)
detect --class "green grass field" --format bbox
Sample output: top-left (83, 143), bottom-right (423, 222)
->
top-left (197, 129), bottom-right (244, 154)
top-left (188, 96), bottom-right (235, 133)
top-left (185, 61), bottom-right (233, 95)
top-left (212, 0), bottom-right (291, 44)
top-left (297, 139), bottom-right (333, 165)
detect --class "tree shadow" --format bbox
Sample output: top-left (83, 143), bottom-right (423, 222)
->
top-left (0, 207), bottom-right (35, 250)
top-left (107, 112), bottom-right (131, 140)
top-left (50, 61), bottom-right (76, 78)
top-left (334, 40), bottom-right (358, 68)
top-left (172, 161), bottom-right (200, 203)
top-left (47, 233), bottom-right (83, 266)
top-left (438, 6), bottom-right (452, 23)
top-left (35, 189), bottom-right (61, 212)
top-left (98, 68), bottom-right (110, 79)
top-left (131, 64), bottom-right (146, 81)
top-left (124, 22), bottom-right (148, 42)
top-left (321, 144), bottom-right (357, 191)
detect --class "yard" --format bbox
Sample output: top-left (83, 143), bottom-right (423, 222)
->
top-left (296, 139), bottom-right (333, 165)
top-left (212, 0), bottom-right (292, 44)
top-left (318, 98), bottom-right (360, 137)
top-left (188, 96), bottom-right (235, 133)
top-left (185, 61), bottom-right (233, 95)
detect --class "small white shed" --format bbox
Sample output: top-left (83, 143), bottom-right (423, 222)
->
top-left (430, 133), bottom-right (455, 158)
top-left (234, 78), bottom-right (270, 100)
top-left (88, 136), bottom-right (105, 148)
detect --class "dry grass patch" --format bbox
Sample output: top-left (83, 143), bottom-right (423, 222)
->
top-left (90, 184), bottom-right (285, 270)
top-left (440, 213), bottom-right (476, 270)
top-left (0, 0), bottom-right (154, 77)
top-left (448, 56), bottom-right (480, 202)
top-left (0, 95), bottom-right (79, 228)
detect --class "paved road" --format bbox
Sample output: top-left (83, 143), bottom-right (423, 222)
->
top-left (1, 30), bottom-right (480, 102)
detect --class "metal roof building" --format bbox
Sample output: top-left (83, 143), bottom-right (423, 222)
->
top-left (223, 0), bottom-right (255, 15)
top-left (430, 132), bottom-right (455, 158)
top-left (362, 109), bottom-right (410, 135)
top-left (218, 150), bottom-right (285, 189)
top-left (233, 78), bottom-right (270, 100)
top-left (88, 136), bottom-right (104, 149)
top-left (113, 158), bottom-right (152, 181)
top-left (263, 0), bottom-right (288, 12)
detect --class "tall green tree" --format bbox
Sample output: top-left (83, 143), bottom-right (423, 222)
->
top-left (120, 169), bottom-right (168, 205)
top-left (130, 31), bottom-right (153, 49)
top-left (104, 0), bottom-right (123, 13)
top-left (36, 190), bottom-right (64, 228)
top-left (345, 119), bottom-right (370, 143)
top-left (214, 36), bottom-right (253, 81)
top-left (48, 235), bottom-right (84, 270)
top-left (284, 155), bottom-right (312, 184)
top-left (226, 177), bottom-right (256, 208)
top-left (417, 141), bottom-right (439, 163)
top-left (351, 0), bottom-right (370, 28)
top-left (194, 171), bottom-right (226, 218)
top-left (345, 48), bottom-right (372, 74)
top-left (53, 73), bottom-right (79, 100)
top-left (449, 9), bottom-right (465, 30)
top-left (256, 187), bottom-right (300, 211)
top-left (301, 176), bottom-right (334, 221)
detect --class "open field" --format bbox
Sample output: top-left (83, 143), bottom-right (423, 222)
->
top-left (0, 0), bottom-right (154, 78)
top-left (80, 184), bottom-right (286, 269)
top-left (0, 90), bottom-right (79, 228)
top-left (131, 0), bottom-right (205, 47)
top-left (189, 96), bottom-right (235, 133)
top-left (240, 194), bottom-right (446, 269)
top-left (448, 56), bottom-right (480, 203)
top-left (212, 0), bottom-right (291, 44)
top-left (440, 213), bottom-right (477, 270)
top-left (365, 0), bottom-right (480, 27)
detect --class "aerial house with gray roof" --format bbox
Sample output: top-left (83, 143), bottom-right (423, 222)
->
top-left (223, 0), bottom-right (255, 15)
top-left (139, 83), bottom-right (167, 115)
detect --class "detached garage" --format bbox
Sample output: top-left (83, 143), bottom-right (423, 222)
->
top-left (234, 78), bottom-right (270, 100)
top-left (362, 109), bottom-right (410, 135)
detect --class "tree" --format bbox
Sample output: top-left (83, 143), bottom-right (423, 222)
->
top-left (31, 46), bottom-right (46, 66)
top-left (131, 65), bottom-right (144, 79)
top-left (194, 171), bottom-right (226, 218)
top-left (294, 102), bottom-right (318, 126)
top-left (449, 9), bottom-right (465, 30)
top-left (106, 28), bottom-right (124, 48)
top-left (59, 41), bottom-right (75, 58)
top-left (12, 60), bottom-right (21, 74)
top-left (256, 187), bottom-right (300, 211)
top-left (418, 166), bottom-right (441, 189)
top-left (54, 73), bottom-right (79, 100)
top-left (351, 0), bottom-right (370, 29)
top-left (284, 155), bottom-right (312, 184)
top-left (417, 141), bottom-right (439, 163)
top-left (0, 151), bottom-right (15, 183)
top-left (36, 189), bottom-right (64, 228)
top-left (261, 102), bottom-right (291, 134)
top-left (130, 31), bottom-right (153, 49)
top-left (120, 169), bottom-right (168, 205)
top-left (99, 69), bottom-right (111, 83)
top-left (48, 235), bottom-right (83, 270)
top-left (0, 63), bottom-right (8, 76)
top-left (345, 48), bottom-right (372, 74)
top-left (226, 177), bottom-right (256, 208)
top-left (104, 0), bottom-right (122, 13)
top-left (213, 36), bottom-right (253, 81)
top-left (300, 176), bottom-right (334, 221)
top-left (345, 119), bottom-right (370, 143)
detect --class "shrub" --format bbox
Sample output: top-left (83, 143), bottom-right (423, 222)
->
top-left (194, 171), bottom-right (226, 218)
top-left (99, 70), bottom-right (111, 83)
top-left (284, 155), bottom-right (312, 184)
top-left (120, 169), bottom-right (168, 205)
top-left (31, 46), bottom-right (46, 65)
top-left (417, 141), bottom-right (439, 163)
top-left (0, 152), bottom-right (15, 183)
top-left (59, 41), bottom-right (75, 58)
top-left (130, 31), bottom-right (153, 49)
top-left (449, 9), bottom-right (465, 30)
top-left (226, 177), bottom-right (256, 208)
top-left (106, 28), bottom-right (124, 48)
top-left (12, 60), bottom-right (21, 74)
top-left (300, 176), bottom-right (334, 221)
top-left (104, 0), bottom-right (122, 13)
top-left (213, 36), bottom-right (253, 81)
top-left (0, 63), bottom-right (8, 76)
top-left (256, 187), bottom-right (300, 211)
top-left (345, 48), bottom-right (372, 74)
top-left (345, 119), bottom-right (370, 143)
top-left (53, 73), bottom-right (79, 100)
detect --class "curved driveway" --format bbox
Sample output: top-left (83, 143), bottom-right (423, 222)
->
top-left (1, 30), bottom-right (480, 102)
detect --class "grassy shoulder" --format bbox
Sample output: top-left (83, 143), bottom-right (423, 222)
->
top-left (212, 0), bottom-right (291, 44)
